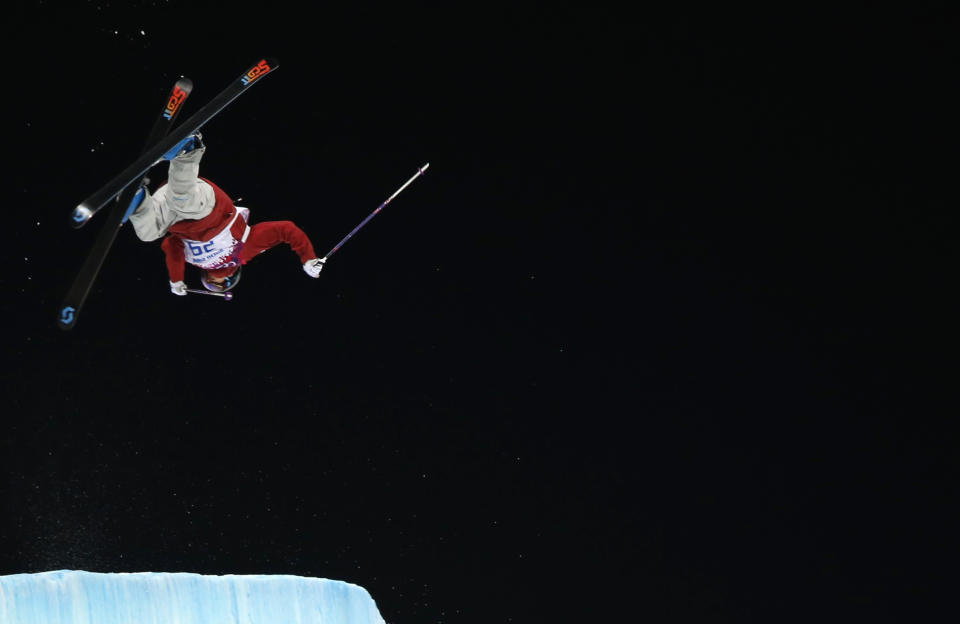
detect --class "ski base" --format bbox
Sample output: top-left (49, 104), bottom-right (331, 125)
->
top-left (58, 76), bottom-right (195, 330)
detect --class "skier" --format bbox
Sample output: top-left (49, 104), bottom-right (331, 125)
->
top-left (128, 133), bottom-right (325, 294)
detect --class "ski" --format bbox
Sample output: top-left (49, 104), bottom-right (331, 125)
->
top-left (70, 57), bottom-right (278, 229)
top-left (57, 77), bottom-right (194, 330)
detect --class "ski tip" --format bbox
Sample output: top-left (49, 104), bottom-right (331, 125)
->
top-left (241, 58), bottom-right (279, 86)
top-left (421, 163), bottom-right (430, 171)
top-left (57, 305), bottom-right (78, 331)
top-left (70, 204), bottom-right (93, 229)
top-left (163, 80), bottom-right (192, 120)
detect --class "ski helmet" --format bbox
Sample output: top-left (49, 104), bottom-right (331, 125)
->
top-left (201, 266), bottom-right (242, 292)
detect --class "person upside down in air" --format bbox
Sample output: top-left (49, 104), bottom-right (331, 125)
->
top-left (128, 133), bottom-right (325, 294)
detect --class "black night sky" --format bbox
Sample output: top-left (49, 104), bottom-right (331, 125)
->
top-left (2, 4), bottom-right (954, 622)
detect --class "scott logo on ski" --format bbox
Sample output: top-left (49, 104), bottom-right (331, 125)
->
top-left (163, 84), bottom-right (190, 119)
top-left (241, 60), bottom-right (274, 85)
top-left (59, 306), bottom-right (76, 325)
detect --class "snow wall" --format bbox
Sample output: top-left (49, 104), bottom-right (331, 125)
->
top-left (0, 570), bottom-right (386, 624)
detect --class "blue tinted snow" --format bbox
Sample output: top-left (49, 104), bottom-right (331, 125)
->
top-left (0, 570), bottom-right (385, 624)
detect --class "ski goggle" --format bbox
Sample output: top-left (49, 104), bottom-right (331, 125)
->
top-left (201, 267), bottom-right (241, 292)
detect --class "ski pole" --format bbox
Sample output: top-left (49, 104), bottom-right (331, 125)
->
top-left (322, 163), bottom-right (429, 261)
top-left (186, 288), bottom-right (234, 301)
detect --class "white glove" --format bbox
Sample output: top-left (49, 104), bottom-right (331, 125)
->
top-left (303, 258), bottom-right (325, 278)
top-left (170, 280), bottom-right (188, 296)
